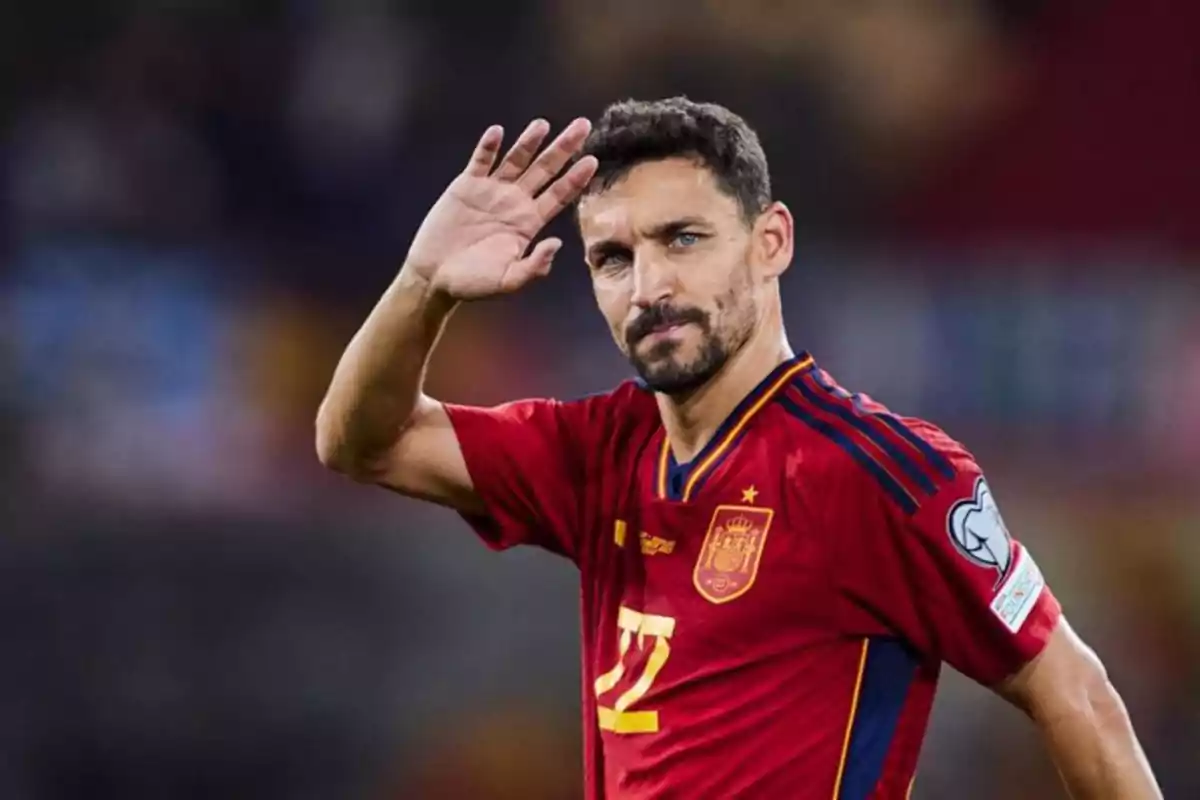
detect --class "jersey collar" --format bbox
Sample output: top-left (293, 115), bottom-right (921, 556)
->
top-left (653, 353), bottom-right (816, 502)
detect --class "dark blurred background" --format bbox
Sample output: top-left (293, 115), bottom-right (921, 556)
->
top-left (1, 1), bottom-right (1197, 798)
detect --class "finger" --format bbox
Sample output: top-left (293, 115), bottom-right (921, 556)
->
top-left (516, 117), bottom-right (592, 194)
top-left (500, 237), bottom-right (561, 292)
top-left (464, 125), bottom-right (503, 177)
top-left (535, 155), bottom-right (600, 222)
top-left (492, 119), bottom-right (551, 182)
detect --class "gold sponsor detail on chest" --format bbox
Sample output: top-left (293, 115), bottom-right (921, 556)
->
top-left (640, 531), bottom-right (675, 556)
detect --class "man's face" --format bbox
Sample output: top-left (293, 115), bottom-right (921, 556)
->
top-left (578, 158), bottom-right (770, 396)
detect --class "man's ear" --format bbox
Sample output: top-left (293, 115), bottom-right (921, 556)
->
top-left (755, 201), bottom-right (794, 279)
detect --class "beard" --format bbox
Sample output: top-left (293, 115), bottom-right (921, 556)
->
top-left (625, 293), bottom-right (754, 397)
top-left (634, 330), bottom-right (729, 396)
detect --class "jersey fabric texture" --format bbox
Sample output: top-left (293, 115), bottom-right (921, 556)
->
top-left (444, 354), bottom-right (1061, 800)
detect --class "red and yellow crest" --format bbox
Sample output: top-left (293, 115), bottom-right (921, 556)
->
top-left (693, 505), bottom-right (774, 604)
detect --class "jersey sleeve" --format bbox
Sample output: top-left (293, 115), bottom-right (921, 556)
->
top-left (442, 397), bottom-right (592, 561)
top-left (836, 425), bottom-right (1062, 687)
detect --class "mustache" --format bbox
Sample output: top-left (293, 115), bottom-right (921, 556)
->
top-left (626, 304), bottom-right (709, 347)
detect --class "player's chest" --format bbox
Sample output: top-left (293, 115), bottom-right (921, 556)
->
top-left (584, 418), bottom-right (839, 640)
top-left (590, 479), bottom-right (833, 651)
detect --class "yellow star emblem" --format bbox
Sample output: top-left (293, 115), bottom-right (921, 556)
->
top-left (741, 485), bottom-right (759, 504)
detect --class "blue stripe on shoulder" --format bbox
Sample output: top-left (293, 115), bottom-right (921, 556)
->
top-left (876, 416), bottom-right (955, 480)
top-left (809, 371), bottom-right (956, 481)
top-left (779, 395), bottom-right (918, 516)
top-left (839, 638), bottom-right (919, 800)
top-left (793, 377), bottom-right (937, 496)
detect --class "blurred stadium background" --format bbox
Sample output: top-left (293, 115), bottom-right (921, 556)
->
top-left (1, 1), bottom-right (1197, 798)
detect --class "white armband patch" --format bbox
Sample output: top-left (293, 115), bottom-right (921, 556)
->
top-left (990, 547), bottom-right (1045, 634)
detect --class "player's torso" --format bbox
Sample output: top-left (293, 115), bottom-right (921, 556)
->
top-left (577, 362), bottom-right (934, 799)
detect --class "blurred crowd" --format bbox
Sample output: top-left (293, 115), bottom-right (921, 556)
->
top-left (0, 1), bottom-right (1197, 798)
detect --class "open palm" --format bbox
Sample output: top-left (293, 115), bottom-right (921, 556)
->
top-left (406, 118), bottom-right (599, 300)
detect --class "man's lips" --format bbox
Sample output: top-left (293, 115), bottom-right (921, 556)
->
top-left (637, 321), bottom-right (690, 344)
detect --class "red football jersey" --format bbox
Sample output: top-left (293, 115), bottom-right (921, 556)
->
top-left (445, 353), bottom-right (1060, 799)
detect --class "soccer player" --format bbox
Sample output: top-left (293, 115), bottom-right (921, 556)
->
top-left (316, 98), bottom-right (1161, 799)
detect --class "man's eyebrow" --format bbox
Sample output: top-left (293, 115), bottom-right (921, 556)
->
top-left (586, 239), bottom-right (629, 263)
top-left (640, 217), bottom-right (711, 239)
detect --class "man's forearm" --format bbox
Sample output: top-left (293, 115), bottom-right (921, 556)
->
top-left (1038, 680), bottom-right (1161, 799)
top-left (315, 267), bottom-right (457, 472)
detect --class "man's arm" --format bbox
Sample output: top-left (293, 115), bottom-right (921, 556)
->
top-left (315, 269), bottom-right (477, 508)
top-left (312, 261), bottom-right (456, 489)
top-left (998, 619), bottom-right (1162, 800)
top-left (314, 117), bottom-right (596, 513)
top-left (817, 399), bottom-right (1160, 796)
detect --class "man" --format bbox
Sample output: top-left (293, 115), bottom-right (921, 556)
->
top-left (316, 98), bottom-right (1161, 799)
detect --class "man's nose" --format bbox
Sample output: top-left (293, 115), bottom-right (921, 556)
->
top-left (630, 253), bottom-right (675, 309)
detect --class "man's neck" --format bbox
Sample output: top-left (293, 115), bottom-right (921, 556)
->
top-left (656, 334), bottom-right (794, 464)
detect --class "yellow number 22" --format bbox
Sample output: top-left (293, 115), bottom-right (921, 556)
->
top-left (594, 605), bottom-right (676, 734)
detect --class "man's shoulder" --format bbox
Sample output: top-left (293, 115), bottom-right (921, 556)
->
top-left (773, 364), bottom-right (973, 514)
top-left (557, 378), bottom-right (660, 438)
top-left (447, 379), bottom-right (656, 447)
top-left (562, 377), bottom-right (654, 408)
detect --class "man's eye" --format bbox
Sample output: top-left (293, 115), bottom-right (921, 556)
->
top-left (672, 232), bottom-right (702, 247)
top-left (595, 252), bottom-right (630, 269)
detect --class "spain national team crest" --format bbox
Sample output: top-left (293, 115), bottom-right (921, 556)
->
top-left (693, 505), bottom-right (774, 604)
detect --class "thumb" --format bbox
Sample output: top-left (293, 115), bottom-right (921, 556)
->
top-left (501, 237), bottom-right (562, 292)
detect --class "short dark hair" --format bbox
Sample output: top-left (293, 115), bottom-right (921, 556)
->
top-left (579, 97), bottom-right (772, 222)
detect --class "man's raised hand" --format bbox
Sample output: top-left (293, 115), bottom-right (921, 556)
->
top-left (404, 117), bottom-right (598, 300)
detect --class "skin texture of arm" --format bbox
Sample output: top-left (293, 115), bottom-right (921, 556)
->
top-left (997, 619), bottom-right (1163, 800)
top-left (315, 269), bottom-right (482, 512)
